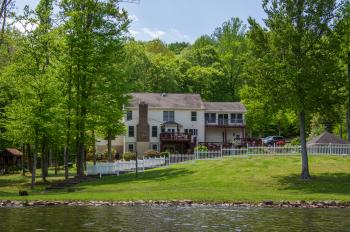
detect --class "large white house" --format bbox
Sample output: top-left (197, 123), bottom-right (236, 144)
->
top-left (97, 93), bottom-right (246, 155)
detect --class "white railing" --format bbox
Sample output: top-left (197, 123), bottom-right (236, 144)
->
top-left (169, 154), bottom-right (196, 164)
top-left (195, 150), bottom-right (222, 160)
top-left (87, 144), bottom-right (350, 176)
top-left (87, 157), bottom-right (166, 175)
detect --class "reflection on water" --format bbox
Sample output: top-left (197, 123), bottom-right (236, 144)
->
top-left (0, 205), bottom-right (349, 232)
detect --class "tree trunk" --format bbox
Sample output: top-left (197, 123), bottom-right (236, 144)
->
top-left (347, 52), bottom-right (350, 141)
top-left (21, 144), bottom-right (25, 176)
top-left (76, 139), bottom-right (85, 177)
top-left (64, 144), bottom-right (69, 180)
top-left (108, 131), bottom-right (112, 162)
top-left (92, 130), bottom-right (97, 165)
top-left (339, 115), bottom-right (343, 139)
top-left (300, 111), bottom-right (311, 180)
top-left (41, 137), bottom-right (48, 182)
top-left (31, 131), bottom-right (38, 189)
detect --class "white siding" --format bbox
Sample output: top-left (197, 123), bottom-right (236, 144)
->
top-left (205, 128), bottom-right (244, 143)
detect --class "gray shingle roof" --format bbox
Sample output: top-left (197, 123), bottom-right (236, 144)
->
top-left (308, 132), bottom-right (349, 144)
top-left (204, 102), bottom-right (247, 112)
top-left (127, 93), bottom-right (246, 112)
top-left (128, 93), bottom-right (205, 109)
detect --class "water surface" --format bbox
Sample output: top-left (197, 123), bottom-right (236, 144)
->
top-left (0, 205), bottom-right (349, 232)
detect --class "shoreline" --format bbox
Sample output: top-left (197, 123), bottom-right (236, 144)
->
top-left (1, 200), bottom-right (350, 208)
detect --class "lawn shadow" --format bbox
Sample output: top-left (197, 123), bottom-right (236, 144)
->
top-left (0, 177), bottom-right (27, 187)
top-left (79, 167), bottom-right (195, 187)
top-left (275, 172), bottom-right (350, 194)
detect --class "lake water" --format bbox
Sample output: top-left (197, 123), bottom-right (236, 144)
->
top-left (0, 205), bottom-right (349, 232)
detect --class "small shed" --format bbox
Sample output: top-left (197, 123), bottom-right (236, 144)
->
top-left (0, 148), bottom-right (23, 174)
top-left (308, 132), bottom-right (349, 144)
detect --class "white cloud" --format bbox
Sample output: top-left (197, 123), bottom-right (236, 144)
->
top-left (129, 14), bottom-right (139, 22)
top-left (142, 27), bottom-right (166, 39)
top-left (7, 18), bottom-right (37, 33)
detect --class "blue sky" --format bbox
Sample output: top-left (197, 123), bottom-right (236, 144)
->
top-left (16, 0), bottom-right (266, 43)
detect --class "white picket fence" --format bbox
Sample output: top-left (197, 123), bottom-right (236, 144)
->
top-left (87, 157), bottom-right (166, 175)
top-left (87, 143), bottom-right (350, 176)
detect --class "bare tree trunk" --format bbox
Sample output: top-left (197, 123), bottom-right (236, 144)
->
top-left (92, 130), bottom-right (97, 165)
top-left (21, 144), bottom-right (25, 176)
top-left (347, 52), bottom-right (350, 141)
top-left (64, 144), bottom-right (69, 179)
top-left (41, 137), bottom-right (48, 182)
top-left (108, 131), bottom-right (112, 162)
top-left (31, 130), bottom-right (38, 189)
top-left (339, 115), bottom-right (343, 139)
top-left (300, 111), bottom-right (310, 180)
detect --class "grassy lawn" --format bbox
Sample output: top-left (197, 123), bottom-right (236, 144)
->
top-left (0, 156), bottom-right (350, 202)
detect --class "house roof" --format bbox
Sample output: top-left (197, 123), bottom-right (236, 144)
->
top-left (4, 148), bottom-right (23, 156)
top-left (308, 132), bottom-right (349, 144)
top-left (128, 93), bottom-right (205, 110)
top-left (204, 102), bottom-right (247, 112)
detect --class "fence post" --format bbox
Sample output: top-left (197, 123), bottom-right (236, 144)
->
top-left (220, 145), bottom-right (223, 158)
top-left (329, 143), bottom-right (332, 155)
top-left (273, 143), bottom-right (276, 155)
top-left (142, 156), bottom-right (145, 172)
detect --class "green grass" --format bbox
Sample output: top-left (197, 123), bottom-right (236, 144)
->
top-left (1, 156), bottom-right (350, 202)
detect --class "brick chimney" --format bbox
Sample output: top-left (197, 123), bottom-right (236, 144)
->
top-left (137, 102), bottom-right (150, 142)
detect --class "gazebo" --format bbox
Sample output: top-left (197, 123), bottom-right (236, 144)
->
top-left (0, 148), bottom-right (23, 174)
top-left (308, 132), bottom-right (349, 145)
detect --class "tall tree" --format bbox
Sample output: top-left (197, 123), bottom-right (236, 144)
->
top-left (212, 17), bottom-right (248, 101)
top-left (247, 0), bottom-right (343, 179)
top-left (60, 0), bottom-right (129, 176)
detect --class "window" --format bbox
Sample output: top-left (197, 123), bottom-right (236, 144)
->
top-left (231, 113), bottom-right (236, 123)
top-left (231, 113), bottom-right (243, 123)
top-left (151, 143), bottom-right (158, 151)
top-left (126, 111), bottom-right (132, 121)
top-left (128, 143), bottom-right (134, 152)
top-left (191, 112), bottom-right (197, 121)
top-left (185, 129), bottom-right (198, 136)
top-left (128, 126), bottom-right (134, 137)
top-left (163, 111), bottom-right (175, 121)
top-left (237, 114), bottom-right (243, 123)
top-left (205, 113), bottom-right (216, 123)
top-left (152, 126), bottom-right (158, 137)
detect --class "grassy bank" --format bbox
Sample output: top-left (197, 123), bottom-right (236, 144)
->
top-left (0, 156), bottom-right (350, 202)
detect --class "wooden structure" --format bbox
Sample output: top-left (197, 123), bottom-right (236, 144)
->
top-left (0, 148), bottom-right (23, 174)
top-left (160, 132), bottom-right (192, 154)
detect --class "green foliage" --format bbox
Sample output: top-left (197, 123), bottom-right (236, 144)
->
top-left (123, 152), bottom-right (136, 161)
top-left (290, 137), bottom-right (301, 145)
top-left (194, 145), bottom-right (208, 151)
top-left (160, 151), bottom-right (170, 157)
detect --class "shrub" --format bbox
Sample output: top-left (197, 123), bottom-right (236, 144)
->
top-left (144, 149), bottom-right (160, 158)
top-left (160, 151), bottom-right (170, 157)
top-left (194, 145), bottom-right (208, 151)
top-left (123, 152), bottom-right (136, 161)
top-left (291, 137), bottom-right (301, 145)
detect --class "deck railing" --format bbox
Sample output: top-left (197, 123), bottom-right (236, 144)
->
top-left (160, 132), bottom-right (191, 141)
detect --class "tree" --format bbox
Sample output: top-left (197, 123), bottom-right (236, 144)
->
top-left (247, 0), bottom-right (343, 179)
top-left (212, 17), bottom-right (248, 101)
top-left (60, 0), bottom-right (129, 176)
